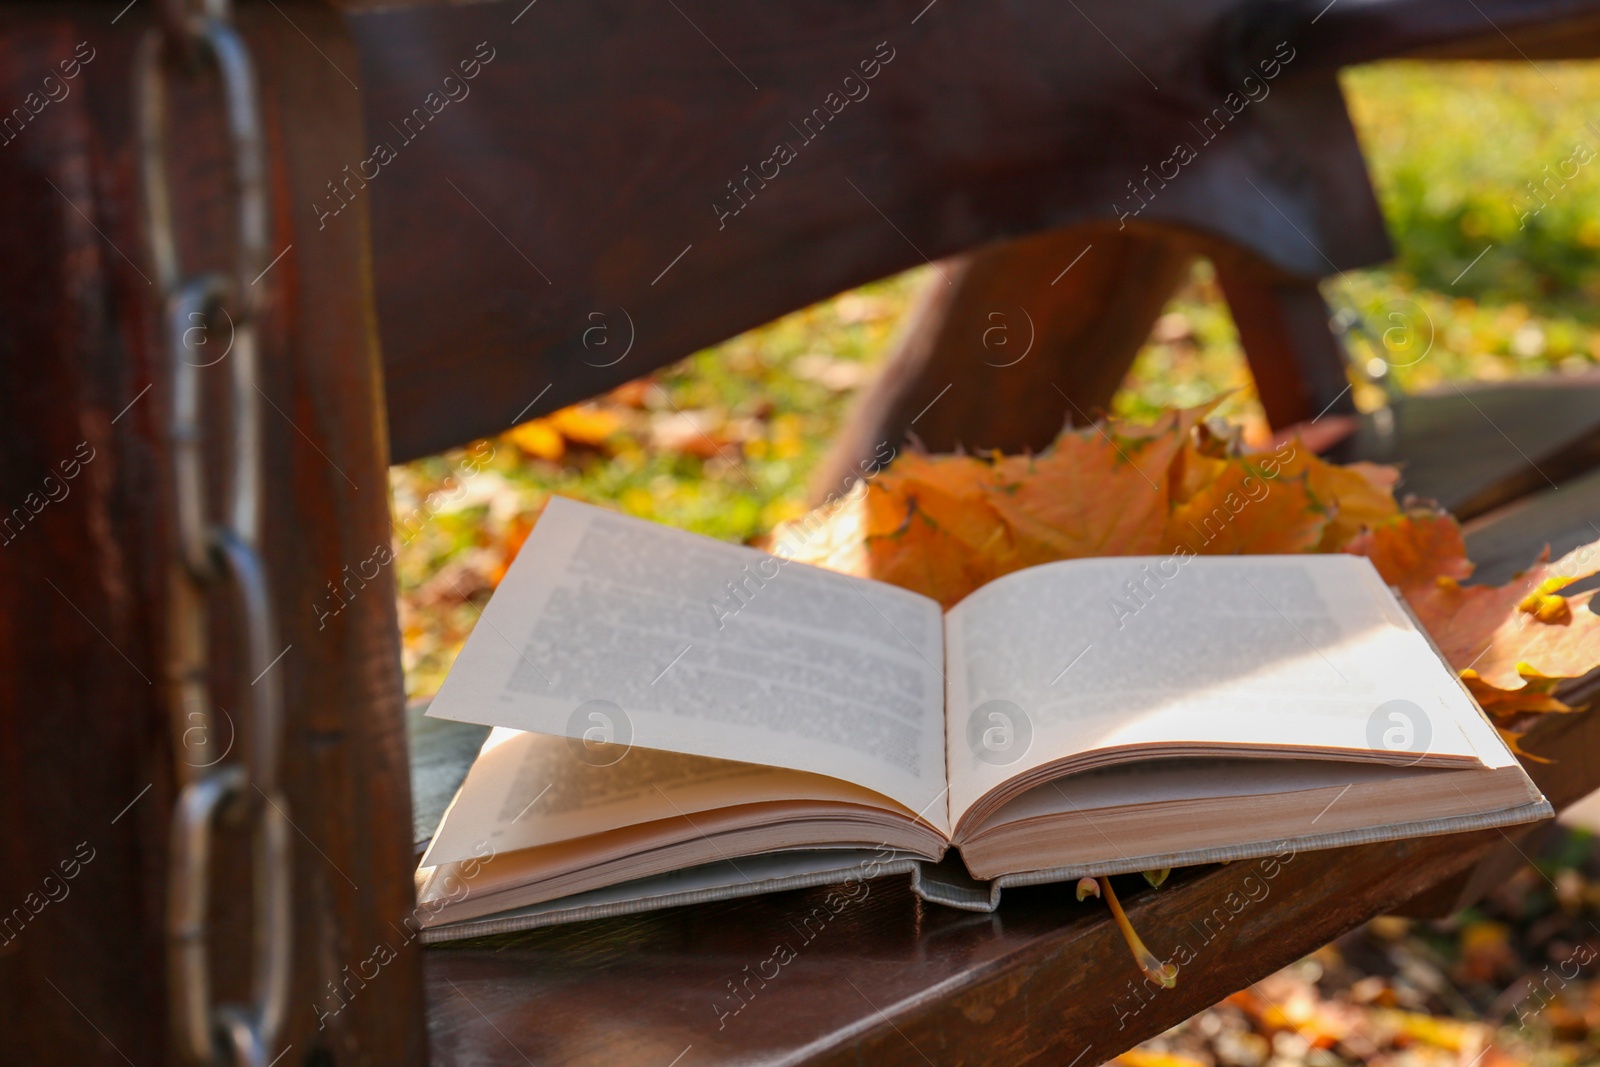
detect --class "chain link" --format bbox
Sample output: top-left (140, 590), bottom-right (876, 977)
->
top-left (138, 0), bottom-right (291, 1062)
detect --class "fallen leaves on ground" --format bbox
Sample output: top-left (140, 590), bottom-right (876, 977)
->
top-left (508, 403), bottom-right (629, 461)
top-left (1120, 828), bottom-right (1600, 1067)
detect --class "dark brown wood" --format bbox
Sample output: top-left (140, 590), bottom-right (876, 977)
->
top-left (0, 4), bottom-right (424, 1063)
top-left (1398, 665), bottom-right (1600, 919)
top-left (343, 0), bottom-right (1600, 465)
top-left (248, 9), bottom-right (429, 1063)
top-left (348, 0), bottom-right (1391, 461)
top-left (1213, 251), bottom-right (1355, 429)
top-left (1464, 465), bottom-right (1600, 585)
top-left (811, 226), bottom-right (1193, 497)
top-left (1274, 0), bottom-right (1600, 69)
top-left (1328, 372), bottom-right (1600, 522)
top-left (0, 14), bottom-right (167, 1062)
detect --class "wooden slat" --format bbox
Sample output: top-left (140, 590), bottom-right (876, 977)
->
top-left (247, 9), bottom-right (429, 1062)
top-left (1213, 252), bottom-right (1356, 428)
top-left (0, 5), bottom-right (425, 1062)
top-left (1281, 0), bottom-right (1600, 68)
top-left (349, 0), bottom-right (1390, 461)
top-left (330, 0), bottom-right (1600, 66)
top-left (0, 15), bottom-right (167, 1061)
top-left (1329, 373), bottom-right (1600, 521)
top-left (810, 226), bottom-right (1193, 497)
top-left (1464, 464), bottom-right (1600, 585)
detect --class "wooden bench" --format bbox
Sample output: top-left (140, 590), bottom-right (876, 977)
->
top-left (415, 472), bottom-right (1600, 1067)
top-left (6, 0), bottom-right (1600, 1063)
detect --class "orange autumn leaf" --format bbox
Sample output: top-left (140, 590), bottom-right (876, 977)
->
top-left (1162, 409), bottom-right (1235, 508)
top-left (1465, 674), bottom-right (1571, 717)
top-left (1300, 458), bottom-right (1402, 551)
top-left (507, 403), bottom-right (625, 462)
top-left (1345, 509), bottom-right (1474, 589)
top-left (1164, 465), bottom-right (1324, 555)
top-left (549, 404), bottom-right (624, 446)
top-left (1398, 537), bottom-right (1600, 691)
top-left (855, 410), bottom-right (1199, 605)
top-left (1165, 421), bottom-right (1398, 555)
top-left (1114, 1050), bottom-right (1207, 1067)
top-left (866, 452), bottom-right (1012, 558)
top-left (983, 430), bottom-right (1175, 564)
top-left (860, 495), bottom-right (994, 609)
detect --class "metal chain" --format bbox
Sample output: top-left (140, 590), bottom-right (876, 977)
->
top-left (138, 0), bottom-right (291, 1062)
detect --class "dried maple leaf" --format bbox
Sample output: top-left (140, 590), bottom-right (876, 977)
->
top-left (1344, 508), bottom-right (1474, 589)
top-left (1300, 459), bottom-right (1403, 552)
top-left (860, 493), bottom-right (997, 610)
top-left (1395, 537), bottom-right (1600, 692)
top-left (1164, 463), bottom-right (1324, 555)
top-left (1344, 509), bottom-right (1600, 706)
top-left (772, 405), bottom-right (1600, 727)
top-left (508, 418), bottom-right (566, 460)
top-left (1464, 674), bottom-right (1571, 716)
top-left (982, 425), bottom-right (1178, 565)
top-left (1166, 415), bottom-right (1398, 555)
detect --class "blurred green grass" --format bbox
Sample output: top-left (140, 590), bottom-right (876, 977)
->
top-left (393, 59), bottom-right (1600, 698)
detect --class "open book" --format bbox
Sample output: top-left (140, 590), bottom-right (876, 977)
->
top-left (415, 496), bottom-right (1550, 942)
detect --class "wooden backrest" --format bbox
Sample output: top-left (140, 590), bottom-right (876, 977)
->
top-left (349, 0), bottom-right (1600, 462)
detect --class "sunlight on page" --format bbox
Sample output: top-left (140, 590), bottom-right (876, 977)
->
top-left (425, 496), bottom-right (951, 830)
top-left (944, 555), bottom-right (1496, 825)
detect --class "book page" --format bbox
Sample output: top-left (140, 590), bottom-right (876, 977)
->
top-left (421, 727), bottom-right (921, 867)
top-left (426, 497), bottom-right (950, 828)
top-left (943, 554), bottom-right (1493, 826)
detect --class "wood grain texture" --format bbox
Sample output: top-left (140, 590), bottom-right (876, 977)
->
top-left (1464, 464), bottom-right (1600, 586)
top-left (1326, 373), bottom-right (1600, 522)
top-left (0, 5), bottom-right (424, 1063)
top-left (0, 13), bottom-right (167, 1063)
top-left (1277, 0), bottom-right (1600, 68)
top-left (246, 8), bottom-right (428, 1064)
top-left (349, 0), bottom-right (1390, 461)
top-left (809, 226), bottom-right (1194, 499)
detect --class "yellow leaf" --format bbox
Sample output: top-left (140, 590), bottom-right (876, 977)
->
top-left (1114, 1050), bottom-right (1206, 1067)
top-left (550, 404), bottom-right (624, 446)
top-left (508, 419), bottom-right (564, 460)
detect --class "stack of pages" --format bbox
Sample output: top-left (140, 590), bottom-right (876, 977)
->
top-left (414, 497), bottom-right (1549, 942)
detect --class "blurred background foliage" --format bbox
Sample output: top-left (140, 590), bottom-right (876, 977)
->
top-left (392, 59), bottom-right (1600, 1067)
